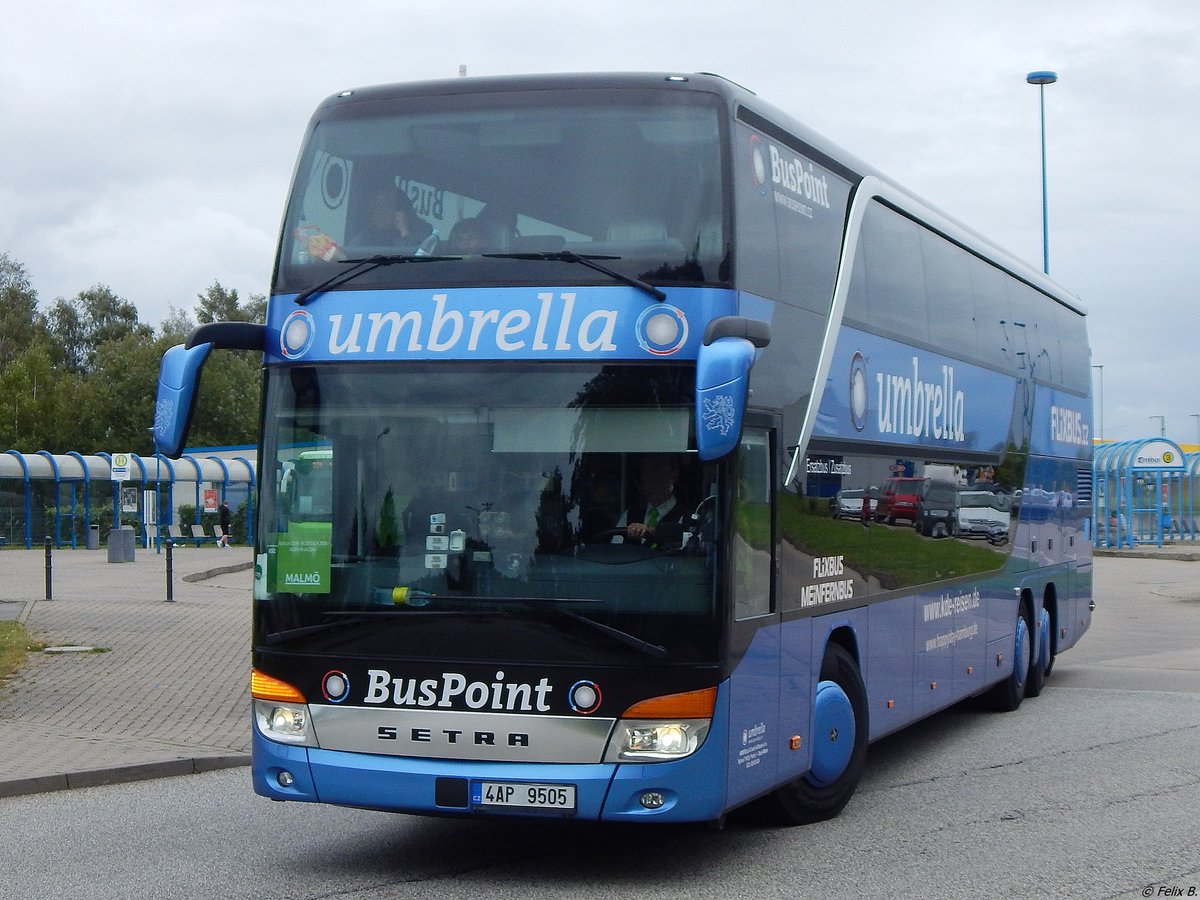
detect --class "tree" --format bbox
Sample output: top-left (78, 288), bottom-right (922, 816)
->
top-left (187, 348), bottom-right (262, 448)
top-left (0, 336), bottom-right (77, 450)
top-left (71, 331), bottom-right (176, 453)
top-left (178, 280), bottom-right (265, 449)
top-left (45, 285), bottom-right (153, 374)
top-left (195, 280), bottom-right (266, 325)
top-left (159, 305), bottom-right (196, 342)
top-left (0, 253), bottom-right (266, 453)
top-left (0, 252), bottom-right (44, 371)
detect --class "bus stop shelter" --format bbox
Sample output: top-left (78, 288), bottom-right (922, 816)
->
top-left (1093, 438), bottom-right (1194, 548)
top-left (0, 449), bottom-right (256, 550)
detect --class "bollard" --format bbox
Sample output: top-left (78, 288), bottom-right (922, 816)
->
top-left (44, 535), bottom-right (53, 601)
top-left (165, 540), bottom-right (174, 603)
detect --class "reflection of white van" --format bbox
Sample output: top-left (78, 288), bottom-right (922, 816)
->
top-left (957, 490), bottom-right (1010, 540)
top-left (829, 488), bottom-right (877, 519)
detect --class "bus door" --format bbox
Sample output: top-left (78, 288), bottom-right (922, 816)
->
top-left (724, 421), bottom-right (785, 806)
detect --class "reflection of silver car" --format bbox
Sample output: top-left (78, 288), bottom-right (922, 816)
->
top-left (957, 491), bottom-right (1011, 541)
top-left (829, 489), bottom-right (877, 519)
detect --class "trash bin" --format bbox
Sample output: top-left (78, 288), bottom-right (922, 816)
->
top-left (107, 525), bottom-right (136, 563)
top-left (86, 524), bottom-right (100, 550)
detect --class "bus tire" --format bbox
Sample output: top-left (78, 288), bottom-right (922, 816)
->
top-left (769, 644), bottom-right (868, 825)
top-left (987, 600), bottom-right (1032, 711)
top-left (1025, 606), bottom-right (1053, 697)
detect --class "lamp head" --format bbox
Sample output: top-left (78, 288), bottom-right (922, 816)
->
top-left (1026, 71), bottom-right (1058, 85)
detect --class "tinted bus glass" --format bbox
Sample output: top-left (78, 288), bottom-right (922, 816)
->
top-left (274, 91), bottom-right (727, 296)
top-left (257, 363), bottom-right (722, 665)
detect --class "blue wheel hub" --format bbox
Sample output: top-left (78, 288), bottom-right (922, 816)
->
top-left (1013, 616), bottom-right (1030, 690)
top-left (807, 679), bottom-right (856, 787)
top-left (1037, 608), bottom-right (1050, 672)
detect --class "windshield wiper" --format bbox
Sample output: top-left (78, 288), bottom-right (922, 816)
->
top-left (483, 251), bottom-right (666, 301)
top-left (265, 615), bottom-right (367, 645)
top-left (561, 611), bottom-right (668, 659)
top-left (294, 254), bottom-right (462, 306)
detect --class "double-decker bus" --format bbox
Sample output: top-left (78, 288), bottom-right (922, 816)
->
top-left (154, 72), bottom-right (1092, 825)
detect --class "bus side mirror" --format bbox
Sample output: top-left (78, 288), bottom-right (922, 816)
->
top-left (694, 317), bottom-right (769, 461)
top-left (695, 336), bottom-right (756, 461)
top-left (154, 342), bottom-right (213, 458)
top-left (152, 321), bottom-right (266, 458)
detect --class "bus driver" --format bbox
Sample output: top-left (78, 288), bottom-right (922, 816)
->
top-left (614, 455), bottom-right (687, 546)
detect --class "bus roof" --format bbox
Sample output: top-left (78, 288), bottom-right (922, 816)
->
top-left (314, 71), bottom-right (1084, 316)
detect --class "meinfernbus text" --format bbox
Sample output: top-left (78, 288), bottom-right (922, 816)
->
top-left (153, 72), bottom-right (1093, 826)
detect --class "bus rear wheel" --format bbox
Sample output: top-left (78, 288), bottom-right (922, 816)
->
top-left (1025, 606), bottom-right (1053, 697)
top-left (769, 644), bottom-right (868, 825)
top-left (987, 600), bottom-right (1032, 711)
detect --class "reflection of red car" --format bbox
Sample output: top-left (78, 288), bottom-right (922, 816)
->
top-left (875, 477), bottom-right (924, 525)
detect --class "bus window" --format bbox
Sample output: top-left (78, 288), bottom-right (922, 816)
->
top-left (733, 428), bottom-right (773, 619)
top-left (279, 449), bottom-right (333, 522)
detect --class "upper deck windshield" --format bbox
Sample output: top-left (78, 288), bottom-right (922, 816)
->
top-left (273, 89), bottom-right (728, 297)
top-left (256, 363), bottom-right (723, 665)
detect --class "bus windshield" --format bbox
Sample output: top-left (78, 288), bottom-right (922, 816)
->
top-left (256, 363), bottom-right (722, 665)
top-left (273, 89), bottom-right (728, 297)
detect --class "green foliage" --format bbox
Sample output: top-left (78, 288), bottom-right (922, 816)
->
top-left (0, 252), bottom-right (45, 371)
top-left (0, 621), bottom-right (46, 685)
top-left (196, 280), bottom-right (267, 325)
top-left (0, 255), bottom-right (265, 454)
top-left (189, 347), bottom-right (262, 449)
top-left (70, 331), bottom-right (179, 452)
top-left (376, 488), bottom-right (399, 549)
top-left (46, 285), bottom-right (153, 373)
top-left (779, 493), bottom-right (1006, 591)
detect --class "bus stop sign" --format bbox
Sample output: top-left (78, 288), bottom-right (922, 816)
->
top-left (111, 453), bottom-right (132, 482)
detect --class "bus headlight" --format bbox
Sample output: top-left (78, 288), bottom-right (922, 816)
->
top-left (604, 719), bottom-right (710, 762)
top-left (254, 700), bottom-right (317, 746)
top-left (604, 686), bottom-right (717, 762)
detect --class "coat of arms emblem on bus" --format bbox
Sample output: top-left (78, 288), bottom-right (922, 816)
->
top-left (701, 394), bottom-right (736, 436)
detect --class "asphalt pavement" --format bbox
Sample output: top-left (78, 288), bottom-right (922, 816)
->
top-left (0, 542), bottom-right (254, 798)
top-left (0, 540), bottom-right (1195, 800)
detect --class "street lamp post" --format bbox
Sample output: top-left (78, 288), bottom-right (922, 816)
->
top-left (1190, 414), bottom-right (1199, 447)
top-left (1091, 364), bottom-right (1104, 443)
top-left (1149, 415), bottom-right (1165, 438)
top-left (1026, 71), bottom-right (1058, 275)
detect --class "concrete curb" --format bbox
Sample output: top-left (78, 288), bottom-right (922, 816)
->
top-left (0, 548), bottom-right (254, 798)
top-left (1093, 548), bottom-right (1200, 561)
top-left (0, 754), bottom-right (251, 800)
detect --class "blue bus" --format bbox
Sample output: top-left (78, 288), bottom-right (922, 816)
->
top-left (154, 72), bottom-right (1092, 825)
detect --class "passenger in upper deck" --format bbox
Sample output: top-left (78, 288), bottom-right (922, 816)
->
top-left (351, 186), bottom-right (434, 251)
top-left (449, 206), bottom-right (516, 254)
top-left (448, 217), bottom-right (494, 254)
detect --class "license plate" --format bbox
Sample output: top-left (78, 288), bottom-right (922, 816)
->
top-left (471, 781), bottom-right (576, 811)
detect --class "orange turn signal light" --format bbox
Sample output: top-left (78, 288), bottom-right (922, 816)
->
top-left (621, 686), bottom-right (717, 719)
top-left (251, 668), bottom-right (306, 703)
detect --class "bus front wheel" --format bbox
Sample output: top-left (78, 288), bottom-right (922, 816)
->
top-left (769, 644), bottom-right (868, 825)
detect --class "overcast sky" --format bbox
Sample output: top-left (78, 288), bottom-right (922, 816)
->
top-left (4, 1), bottom-right (1198, 444)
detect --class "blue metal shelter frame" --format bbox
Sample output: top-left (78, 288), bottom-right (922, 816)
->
top-left (1093, 438), bottom-right (1192, 548)
top-left (0, 449), bottom-right (257, 550)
